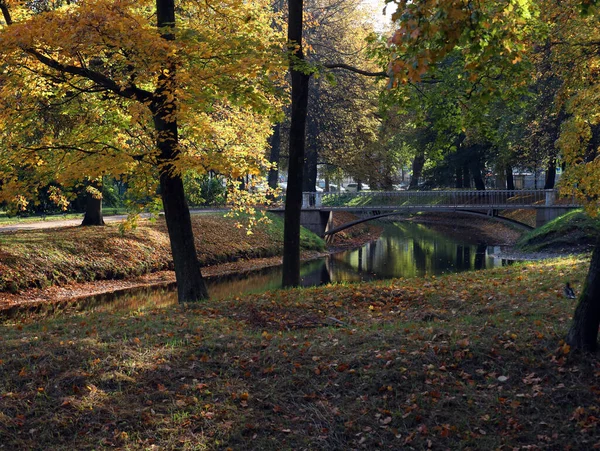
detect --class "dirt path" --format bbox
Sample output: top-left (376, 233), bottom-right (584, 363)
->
top-left (0, 209), bottom-right (226, 233)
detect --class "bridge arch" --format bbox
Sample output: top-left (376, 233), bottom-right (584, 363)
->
top-left (324, 209), bottom-right (534, 239)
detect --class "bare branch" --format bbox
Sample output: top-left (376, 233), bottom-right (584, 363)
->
top-left (323, 63), bottom-right (387, 77)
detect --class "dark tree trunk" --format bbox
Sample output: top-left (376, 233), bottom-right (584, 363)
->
top-left (155, 0), bottom-right (209, 302)
top-left (409, 151), bottom-right (425, 189)
top-left (566, 238), bottom-right (600, 351)
top-left (267, 123), bottom-right (281, 190)
top-left (81, 180), bottom-right (105, 226)
top-left (506, 165), bottom-right (515, 190)
top-left (282, 0), bottom-right (310, 288)
top-left (544, 157), bottom-right (556, 189)
top-left (471, 163), bottom-right (486, 191)
top-left (455, 166), bottom-right (463, 189)
top-left (463, 162), bottom-right (471, 188)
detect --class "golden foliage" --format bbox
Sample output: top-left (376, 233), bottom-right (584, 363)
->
top-left (0, 0), bottom-right (287, 208)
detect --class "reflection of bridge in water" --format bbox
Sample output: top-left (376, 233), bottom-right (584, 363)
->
top-left (270, 189), bottom-right (580, 238)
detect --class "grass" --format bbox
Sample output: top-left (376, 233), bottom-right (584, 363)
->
top-left (0, 213), bottom-right (325, 293)
top-left (0, 254), bottom-right (596, 450)
top-left (0, 208), bottom-right (130, 225)
top-left (516, 209), bottom-right (600, 252)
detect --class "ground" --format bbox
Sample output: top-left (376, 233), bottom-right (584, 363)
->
top-left (0, 254), bottom-right (596, 450)
top-left (1, 211), bottom-right (597, 449)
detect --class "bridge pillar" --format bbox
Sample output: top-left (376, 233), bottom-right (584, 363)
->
top-left (299, 210), bottom-right (333, 237)
top-left (536, 207), bottom-right (573, 227)
top-left (269, 209), bottom-right (333, 238)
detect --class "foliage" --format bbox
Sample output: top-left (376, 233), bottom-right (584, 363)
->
top-left (0, 255), bottom-right (596, 449)
top-left (0, 0), bottom-right (286, 216)
top-left (183, 173), bottom-right (227, 207)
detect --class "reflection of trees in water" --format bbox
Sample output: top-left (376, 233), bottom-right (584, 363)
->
top-left (333, 222), bottom-right (499, 279)
top-left (474, 243), bottom-right (487, 270)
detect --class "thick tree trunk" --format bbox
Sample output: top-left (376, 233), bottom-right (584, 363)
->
top-left (409, 151), bottom-right (425, 189)
top-left (544, 157), bottom-right (556, 189)
top-left (158, 161), bottom-right (209, 302)
top-left (267, 123), bottom-right (281, 190)
top-left (282, 0), bottom-right (310, 288)
top-left (81, 181), bottom-right (105, 226)
top-left (154, 0), bottom-right (209, 302)
top-left (471, 163), bottom-right (486, 190)
top-left (566, 238), bottom-right (600, 351)
top-left (506, 165), bottom-right (515, 190)
top-left (154, 105), bottom-right (209, 302)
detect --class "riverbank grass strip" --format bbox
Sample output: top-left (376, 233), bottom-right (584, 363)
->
top-left (0, 213), bottom-right (325, 294)
top-left (1, 255), bottom-right (597, 450)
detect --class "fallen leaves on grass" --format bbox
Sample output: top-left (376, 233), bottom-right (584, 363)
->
top-left (0, 255), bottom-right (598, 450)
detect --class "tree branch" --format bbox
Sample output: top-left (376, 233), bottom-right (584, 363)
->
top-left (25, 48), bottom-right (153, 103)
top-left (323, 63), bottom-right (387, 77)
top-left (0, 1), bottom-right (12, 25)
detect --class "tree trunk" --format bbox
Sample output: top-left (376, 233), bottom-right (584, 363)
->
top-left (81, 180), bottom-right (105, 226)
top-left (303, 143), bottom-right (318, 192)
top-left (455, 166), bottom-right (463, 189)
top-left (566, 238), bottom-right (600, 351)
top-left (471, 162), bottom-right (486, 191)
top-left (463, 162), bottom-right (471, 188)
top-left (267, 123), bottom-right (281, 190)
top-left (544, 157), bottom-right (556, 189)
top-left (282, 0), bottom-right (310, 288)
top-left (506, 165), bottom-right (515, 190)
top-left (409, 151), bottom-right (425, 189)
top-left (155, 0), bottom-right (209, 302)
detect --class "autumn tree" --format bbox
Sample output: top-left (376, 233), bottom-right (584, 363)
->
top-left (387, 0), bottom-right (600, 350)
top-left (282, 0), bottom-right (386, 286)
top-left (0, 0), bottom-right (286, 302)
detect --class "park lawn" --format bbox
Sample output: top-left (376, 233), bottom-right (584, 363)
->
top-left (0, 213), bottom-right (325, 293)
top-left (1, 254), bottom-right (598, 450)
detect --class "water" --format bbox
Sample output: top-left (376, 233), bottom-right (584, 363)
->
top-left (4, 221), bottom-right (514, 317)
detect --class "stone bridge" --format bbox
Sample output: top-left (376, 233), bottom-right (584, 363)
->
top-left (271, 189), bottom-right (580, 238)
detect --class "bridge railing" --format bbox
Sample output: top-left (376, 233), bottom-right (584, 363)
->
top-left (301, 189), bottom-right (579, 209)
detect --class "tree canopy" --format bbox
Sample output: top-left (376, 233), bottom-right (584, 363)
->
top-left (0, 0), bottom-right (287, 301)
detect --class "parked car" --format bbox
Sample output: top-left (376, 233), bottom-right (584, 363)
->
top-left (393, 182), bottom-right (408, 190)
top-left (346, 182), bottom-right (370, 192)
top-left (328, 184), bottom-right (346, 193)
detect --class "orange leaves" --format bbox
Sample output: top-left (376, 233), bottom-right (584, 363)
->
top-left (456, 338), bottom-right (470, 348)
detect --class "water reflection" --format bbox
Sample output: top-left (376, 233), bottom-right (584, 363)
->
top-left (329, 222), bottom-right (505, 281)
top-left (209, 221), bottom-right (513, 296)
top-left (1, 221), bottom-right (516, 317)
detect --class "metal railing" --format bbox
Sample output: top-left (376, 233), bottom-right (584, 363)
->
top-left (300, 189), bottom-right (579, 210)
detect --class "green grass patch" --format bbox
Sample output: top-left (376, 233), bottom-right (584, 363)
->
top-left (0, 212), bottom-right (84, 225)
top-left (0, 255), bottom-right (595, 449)
top-left (516, 209), bottom-right (600, 252)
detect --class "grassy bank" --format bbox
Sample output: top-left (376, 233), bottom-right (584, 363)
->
top-left (0, 255), bottom-right (595, 449)
top-left (516, 209), bottom-right (600, 253)
top-left (0, 213), bottom-right (325, 293)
